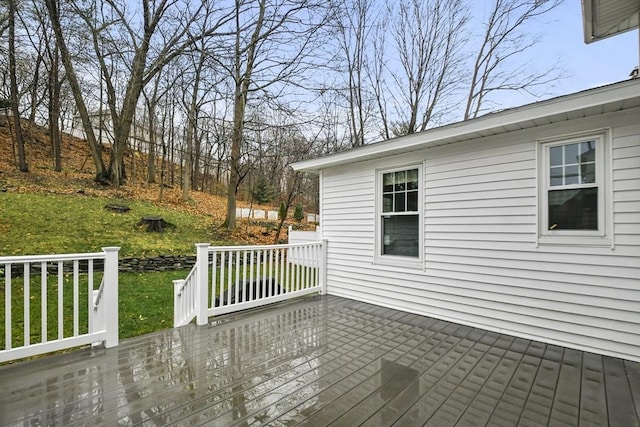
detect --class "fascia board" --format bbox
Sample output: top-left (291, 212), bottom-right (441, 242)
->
top-left (292, 80), bottom-right (640, 173)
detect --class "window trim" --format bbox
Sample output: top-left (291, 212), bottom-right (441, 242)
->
top-left (375, 163), bottom-right (424, 268)
top-left (536, 129), bottom-right (612, 247)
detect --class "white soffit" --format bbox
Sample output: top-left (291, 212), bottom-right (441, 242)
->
top-left (292, 79), bottom-right (640, 173)
top-left (582, 0), bottom-right (640, 43)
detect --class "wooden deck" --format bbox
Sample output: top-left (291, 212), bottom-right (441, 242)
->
top-left (1, 295), bottom-right (639, 426)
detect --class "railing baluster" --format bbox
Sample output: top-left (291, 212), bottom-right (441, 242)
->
top-left (41, 261), bottom-right (47, 343)
top-left (242, 249), bottom-right (255, 301)
top-left (314, 244), bottom-right (319, 286)
top-left (24, 263), bottom-right (30, 346)
top-left (301, 246), bottom-right (307, 290)
top-left (279, 248), bottom-right (284, 291)
top-left (274, 249), bottom-right (280, 295)
top-left (4, 264), bottom-right (12, 350)
top-left (306, 245), bottom-right (311, 288)
top-left (268, 249), bottom-right (274, 297)
top-left (228, 250), bottom-right (234, 304)
top-left (297, 249), bottom-right (302, 292)
top-left (211, 251), bottom-right (218, 307)
top-left (293, 246), bottom-right (298, 291)
top-left (57, 261), bottom-right (63, 340)
top-left (249, 249), bottom-right (254, 301)
top-left (88, 260), bottom-right (93, 335)
top-left (284, 247), bottom-right (290, 292)
top-left (220, 251), bottom-right (226, 306)
top-left (242, 250), bottom-right (248, 297)
top-left (261, 249), bottom-right (266, 298)
top-left (73, 260), bottom-right (79, 336)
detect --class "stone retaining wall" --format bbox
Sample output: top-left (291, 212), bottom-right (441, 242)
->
top-left (4, 255), bottom-right (196, 276)
top-left (119, 255), bottom-right (196, 273)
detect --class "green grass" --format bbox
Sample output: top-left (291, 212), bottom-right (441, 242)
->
top-left (0, 192), bottom-right (226, 257)
top-left (0, 270), bottom-right (187, 350)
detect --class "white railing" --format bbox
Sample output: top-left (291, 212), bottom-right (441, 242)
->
top-left (0, 247), bottom-right (119, 363)
top-left (288, 226), bottom-right (320, 244)
top-left (173, 266), bottom-right (198, 327)
top-left (173, 241), bottom-right (326, 327)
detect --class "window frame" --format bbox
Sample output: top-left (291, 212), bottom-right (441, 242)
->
top-left (537, 130), bottom-right (611, 246)
top-left (375, 164), bottom-right (424, 268)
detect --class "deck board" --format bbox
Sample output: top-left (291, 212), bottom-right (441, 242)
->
top-left (0, 294), bottom-right (638, 426)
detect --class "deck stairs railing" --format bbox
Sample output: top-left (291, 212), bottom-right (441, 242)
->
top-left (0, 247), bottom-right (119, 363)
top-left (174, 241), bottom-right (326, 327)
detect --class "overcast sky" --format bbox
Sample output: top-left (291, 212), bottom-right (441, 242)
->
top-left (485, 0), bottom-right (639, 109)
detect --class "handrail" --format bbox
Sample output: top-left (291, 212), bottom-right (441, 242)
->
top-left (177, 266), bottom-right (196, 295)
top-left (205, 242), bottom-right (323, 252)
top-left (0, 252), bottom-right (105, 264)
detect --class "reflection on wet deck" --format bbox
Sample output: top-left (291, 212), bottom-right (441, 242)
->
top-left (1, 295), bottom-right (639, 426)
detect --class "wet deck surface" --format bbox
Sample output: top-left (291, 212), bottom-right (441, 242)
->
top-left (1, 294), bottom-right (639, 426)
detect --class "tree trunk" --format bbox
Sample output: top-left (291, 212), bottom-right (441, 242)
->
top-left (225, 86), bottom-right (244, 230)
top-left (45, 0), bottom-right (107, 182)
top-left (146, 96), bottom-right (157, 184)
top-left (225, 0), bottom-right (265, 231)
top-left (8, 0), bottom-right (28, 172)
top-left (49, 48), bottom-right (62, 172)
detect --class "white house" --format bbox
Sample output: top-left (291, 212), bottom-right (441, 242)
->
top-left (292, 78), bottom-right (640, 362)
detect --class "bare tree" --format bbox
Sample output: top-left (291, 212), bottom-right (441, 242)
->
top-left (386, 0), bottom-right (468, 136)
top-left (463, 0), bottom-right (564, 120)
top-left (45, 0), bottom-right (234, 185)
top-left (45, 0), bottom-right (108, 181)
top-left (8, 0), bottom-right (28, 172)
top-left (335, 0), bottom-right (379, 147)
top-left (222, 0), bottom-right (332, 231)
top-left (142, 76), bottom-right (161, 184)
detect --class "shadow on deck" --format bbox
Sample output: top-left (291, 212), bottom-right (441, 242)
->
top-left (1, 295), bottom-right (639, 426)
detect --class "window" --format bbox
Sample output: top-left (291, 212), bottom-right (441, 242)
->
top-left (539, 132), bottom-right (608, 243)
top-left (378, 166), bottom-right (422, 262)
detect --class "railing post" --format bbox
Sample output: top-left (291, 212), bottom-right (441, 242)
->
top-left (196, 243), bottom-right (210, 326)
top-left (173, 279), bottom-right (185, 327)
top-left (319, 240), bottom-right (328, 295)
top-left (102, 247), bottom-right (120, 348)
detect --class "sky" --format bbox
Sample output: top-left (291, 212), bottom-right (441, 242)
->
top-left (483, 0), bottom-right (639, 109)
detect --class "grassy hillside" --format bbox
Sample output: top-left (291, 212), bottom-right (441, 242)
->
top-left (0, 120), bottom-right (314, 352)
top-left (0, 119), bottom-right (311, 257)
top-left (0, 192), bottom-right (221, 256)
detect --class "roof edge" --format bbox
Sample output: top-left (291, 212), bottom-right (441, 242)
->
top-left (292, 79), bottom-right (640, 173)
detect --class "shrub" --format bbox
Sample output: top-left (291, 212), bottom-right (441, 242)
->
top-left (252, 176), bottom-right (277, 204)
top-left (278, 201), bottom-right (288, 221)
top-left (293, 203), bottom-right (304, 222)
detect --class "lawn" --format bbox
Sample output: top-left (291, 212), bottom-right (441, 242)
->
top-left (0, 192), bottom-right (224, 257)
top-left (0, 269), bottom-right (187, 351)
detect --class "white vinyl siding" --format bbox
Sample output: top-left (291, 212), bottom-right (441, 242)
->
top-left (319, 108), bottom-right (640, 362)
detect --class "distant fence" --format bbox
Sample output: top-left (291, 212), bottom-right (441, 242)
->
top-left (288, 226), bottom-right (321, 244)
top-left (235, 208), bottom-right (318, 223)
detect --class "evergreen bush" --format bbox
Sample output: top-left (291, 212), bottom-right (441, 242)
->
top-left (293, 203), bottom-right (304, 222)
top-left (278, 201), bottom-right (288, 221)
top-left (252, 176), bottom-right (277, 204)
